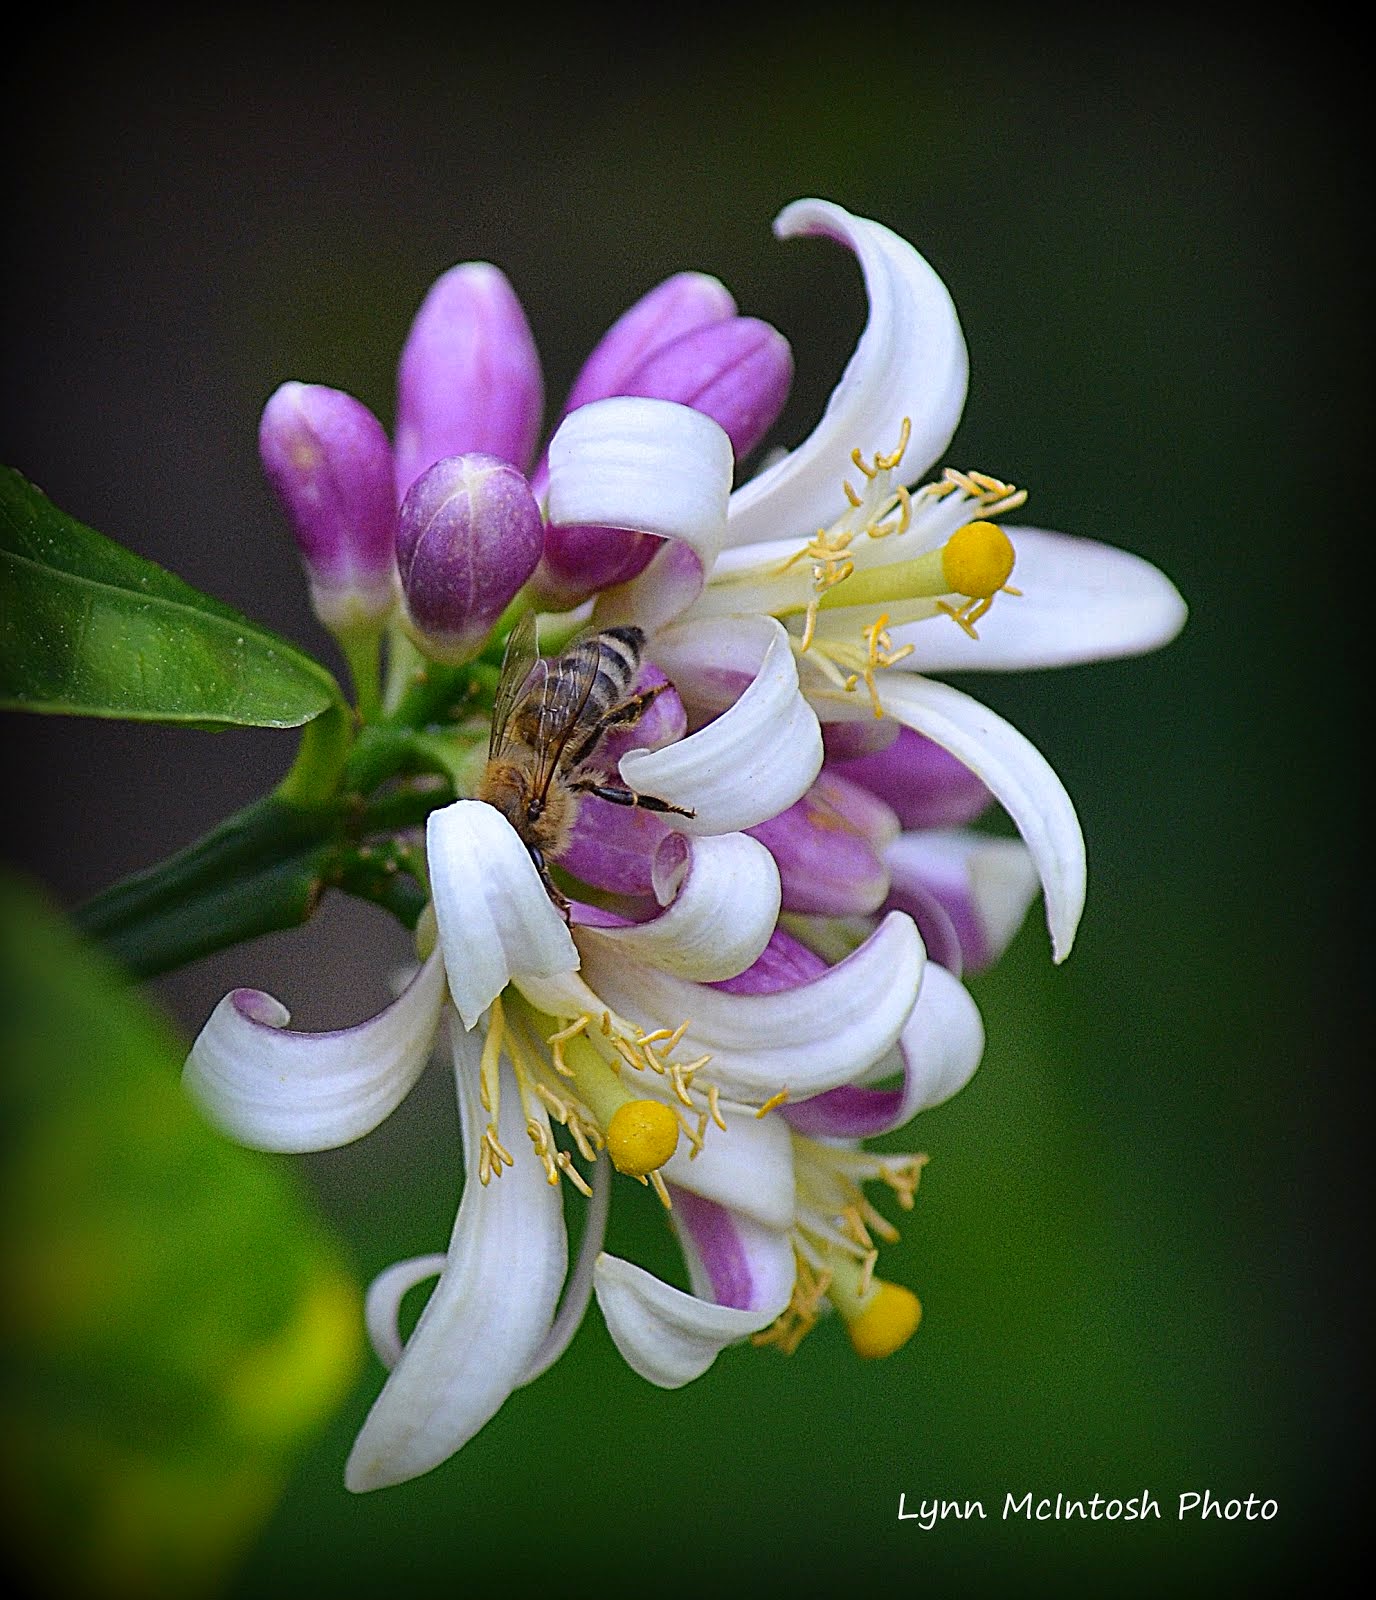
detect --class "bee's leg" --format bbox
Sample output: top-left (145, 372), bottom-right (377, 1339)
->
top-left (563, 682), bottom-right (673, 771)
top-left (527, 844), bottom-right (572, 921)
top-left (568, 777), bottom-right (696, 819)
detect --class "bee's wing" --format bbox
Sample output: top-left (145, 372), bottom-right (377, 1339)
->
top-left (488, 611), bottom-right (544, 760)
top-left (527, 630), bottom-right (603, 798)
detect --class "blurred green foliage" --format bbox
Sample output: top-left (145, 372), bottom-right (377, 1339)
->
top-left (0, 877), bottom-right (361, 1596)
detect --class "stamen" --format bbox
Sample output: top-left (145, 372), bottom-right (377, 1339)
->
top-left (755, 1087), bottom-right (790, 1118)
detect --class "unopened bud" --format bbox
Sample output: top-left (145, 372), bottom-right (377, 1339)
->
top-left (394, 263), bottom-right (543, 499)
top-left (559, 271), bottom-right (736, 419)
top-left (395, 454), bottom-right (543, 664)
top-left (536, 315), bottom-right (792, 606)
top-left (258, 382), bottom-right (396, 635)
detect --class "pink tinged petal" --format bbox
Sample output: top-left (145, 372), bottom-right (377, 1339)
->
top-left (560, 272), bottom-right (737, 420)
top-left (258, 382), bottom-right (397, 628)
top-left (521, 1152), bottom-right (612, 1385)
top-left (575, 831), bottom-right (780, 982)
top-left (594, 1248), bottom-right (790, 1389)
top-left (784, 961), bottom-right (984, 1139)
top-left (577, 911), bottom-right (924, 1104)
top-left (365, 1254), bottom-right (447, 1371)
top-left (559, 798), bottom-right (672, 897)
top-left (710, 923), bottom-right (827, 994)
top-left (660, 1097), bottom-right (795, 1229)
top-left (395, 454), bottom-right (544, 664)
top-left (427, 801), bottom-right (579, 1030)
top-left (671, 1189), bottom-right (797, 1313)
top-left (617, 619), bottom-right (823, 835)
top-left (894, 527), bottom-right (1189, 673)
top-left (725, 200), bottom-right (968, 550)
top-left (885, 830), bottom-right (1040, 975)
top-left (829, 725), bottom-right (994, 830)
top-left (821, 717), bottom-right (901, 761)
top-left (865, 675), bottom-right (1086, 963)
top-left (344, 1029), bottom-right (568, 1492)
top-left (747, 769), bottom-right (898, 917)
top-left (393, 262), bottom-right (543, 496)
top-left (183, 949), bottom-right (445, 1153)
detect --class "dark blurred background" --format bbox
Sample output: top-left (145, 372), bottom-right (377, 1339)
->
top-left (2, 7), bottom-right (1365, 1595)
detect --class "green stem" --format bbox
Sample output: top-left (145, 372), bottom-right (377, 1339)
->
top-left (339, 628), bottom-right (383, 723)
top-left (275, 702), bottom-right (355, 808)
top-left (75, 795), bottom-right (338, 979)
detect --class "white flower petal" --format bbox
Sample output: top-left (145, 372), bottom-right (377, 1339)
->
top-left (893, 527), bottom-right (1189, 673)
top-left (520, 1152), bottom-right (612, 1386)
top-left (345, 1025), bottom-right (568, 1493)
top-left (183, 949), bottom-right (446, 1153)
top-left (672, 1194), bottom-right (798, 1314)
top-left (861, 675), bottom-right (1086, 963)
top-left (618, 618), bottom-right (822, 834)
top-left (365, 1253), bottom-right (447, 1371)
top-left (865, 959), bottom-right (986, 1117)
top-left (594, 1251), bottom-right (788, 1389)
top-left (660, 1097), bottom-right (795, 1230)
top-left (546, 395), bottom-right (733, 562)
top-left (725, 200), bottom-right (968, 549)
top-left (428, 800), bottom-right (579, 1029)
top-left (578, 911), bottom-right (923, 1104)
top-left (575, 831), bottom-right (780, 982)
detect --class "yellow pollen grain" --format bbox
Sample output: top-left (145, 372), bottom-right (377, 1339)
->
top-left (606, 1098), bottom-right (680, 1177)
top-left (845, 1281), bottom-right (922, 1360)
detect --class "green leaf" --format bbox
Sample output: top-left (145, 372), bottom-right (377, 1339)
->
top-left (0, 465), bottom-right (341, 726)
top-left (0, 873), bottom-right (362, 1596)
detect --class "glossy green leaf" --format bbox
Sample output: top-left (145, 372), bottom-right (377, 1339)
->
top-left (0, 874), bottom-right (362, 1596)
top-left (0, 466), bottom-right (341, 726)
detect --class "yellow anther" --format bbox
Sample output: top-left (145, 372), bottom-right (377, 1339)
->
top-left (844, 1280), bottom-right (923, 1359)
top-left (755, 1087), bottom-right (790, 1118)
top-left (605, 1098), bottom-right (681, 1177)
top-left (942, 520), bottom-right (1016, 601)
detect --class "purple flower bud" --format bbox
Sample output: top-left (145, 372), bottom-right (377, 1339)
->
top-left (394, 264), bottom-right (543, 499)
top-left (395, 454), bottom-right (543, 664)
top-left (560, 272), bottom-right (736, 419)
top-left (747, 770), bottom-right (899, 917)
top-left (536, 315), bottom-right (793, 606)
top-left (829, 727), bottom-right (994, 831)
top-left (258, 382), bottom-right (397, 632)
top-left (624, 317), bottom-right (792, 461)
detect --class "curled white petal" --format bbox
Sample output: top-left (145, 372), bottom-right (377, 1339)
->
top-left (594, 1251), bottom-right (789, 1389)
top-left (183, 949), bottom-right (446, 1152)
top-left (546, 395), bottom-right (733, 565)
top-left (865, 960), bottom-right (986, 1121)
top-left (428, 800), bottom-right (579, 1029)
top-left (365, 1253), bottom-right (447, 1372)
top-left (862, 674), bottom-right (1086, 964)
top-left (345, 1025), bottom-right (567, 1492)
top-left (579, 911), bottom-right (923, 1104)
top-left (894, 527), bottom-right (1189, 673)
top-left (575, 832), bottom-right (779, 982)
top-left (618, 618), bottom-right (822, 834)
top-left (725, 199), bottom-right (968, 549)
top-left (520, 1152), bottom-right (612, 1386)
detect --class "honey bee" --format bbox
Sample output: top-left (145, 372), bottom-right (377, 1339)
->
top-left (477, 612), bottom-right (694, 913)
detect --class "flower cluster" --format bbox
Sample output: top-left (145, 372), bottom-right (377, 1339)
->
top-left (185, 200), bottom-right (1185, 1492)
